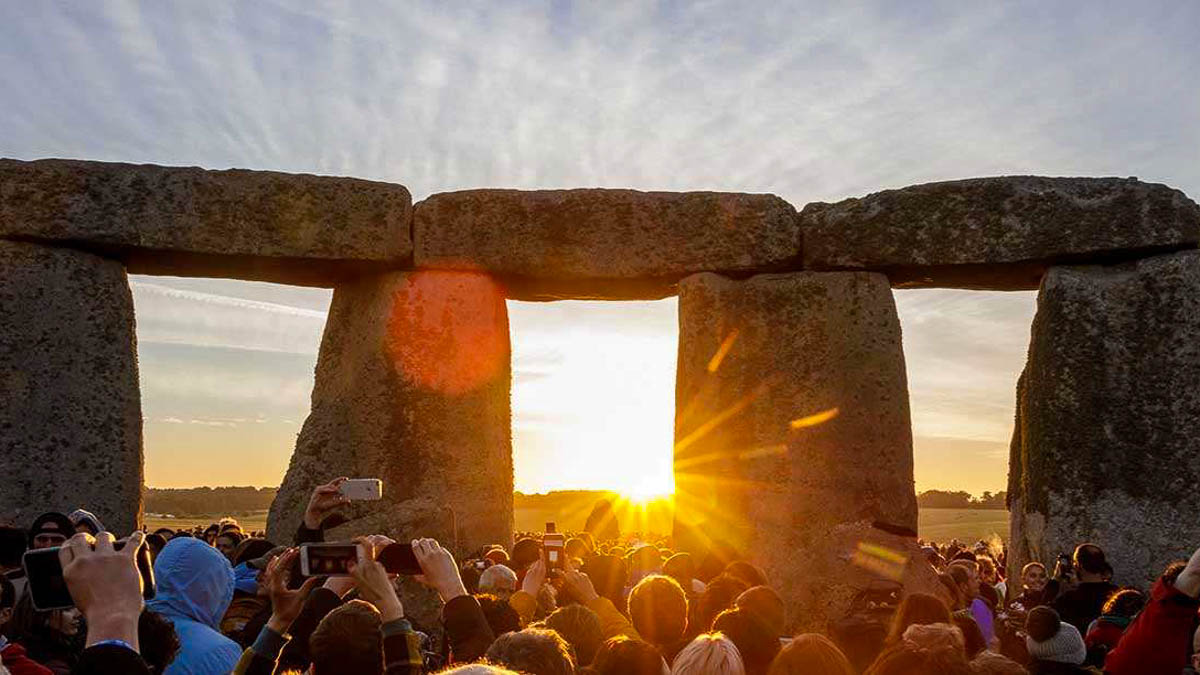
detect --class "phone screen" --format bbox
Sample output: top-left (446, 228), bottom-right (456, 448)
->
top-left (302, 544), bottom-right (359, 576)
top-left (24, 549), bottom-right (72, 611)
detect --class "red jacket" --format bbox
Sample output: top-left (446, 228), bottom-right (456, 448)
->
top-left (1, 642), bottom-right (53, 675)
top-left (1104, 577), bottom-right (1199, 675)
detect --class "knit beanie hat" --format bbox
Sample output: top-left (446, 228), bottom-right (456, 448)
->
top-left (1025, 606), bottom-right (1087, 664)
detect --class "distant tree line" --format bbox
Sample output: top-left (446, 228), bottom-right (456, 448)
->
top-left (916, 490), bottom-right (1007, 510)
top-left (145, 486), bottom-right (277, 516)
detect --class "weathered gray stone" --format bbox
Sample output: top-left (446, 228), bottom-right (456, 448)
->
top-left (414, 189), bottom-right (799, 300)
top-left (1009, 250), bottom-right (1200, 586)
top-left (267, 270), bottom-right (513, 556)
top-left (0, 240), bottom-right (142, 534)
top-left (802, 176), bottom-right (1200, 289)
top-left (0, 158), bottom-right (412, 286)
top-left (673, 271), bottom-right (919, 632)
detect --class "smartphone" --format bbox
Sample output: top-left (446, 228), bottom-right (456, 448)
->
top-left (543, 522), bottom-right (566, 570)
top-left (378, 542), bottom-right (423, 576)
top-left (23, 538), bottom-right (156, 611)
top-left (339, 478), bottom-right (383, 501)
top-left (300, 543), bottom-right (362, 577)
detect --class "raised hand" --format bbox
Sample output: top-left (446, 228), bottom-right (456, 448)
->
top-left (1174, 547), bottom-right (1200, 597)
top-left (412, 538), bottom-right (468, 602)
top-left (60, 531), bottom-right (145, 650)
top-left (561, 567), bottom-right (599, 604)
top-left (521, 558), bottom-right (549, 598)
top-left (303, 477), bottom-right (350, 530)
top-left (264, 549), bottom-right (320, 633)
top-left (349, 540), bottom-right (404, 622)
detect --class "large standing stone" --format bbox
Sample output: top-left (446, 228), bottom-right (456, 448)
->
top-left (1010, 250), bottom-right (1200, 586)
top-left (674, 271), bottom-right (935, 632)
top-left (0, 240), bottom-right (142, 534)
top-left (801, 176), bottom-right (1200, 289)
top-left (0, 158), bottom-right (412, 286)
top-left (267, 270), bottom-right (513, 556)
top-left (414, 189), bottom-right (799, 300)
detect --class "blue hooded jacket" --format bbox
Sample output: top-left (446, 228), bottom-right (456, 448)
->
top-left (147, 537), bottom-right (241, 675)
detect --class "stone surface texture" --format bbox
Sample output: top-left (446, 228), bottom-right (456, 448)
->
top-left (1009, 250), bottom-right (1200, 586)
top-left (267, 270), bottom-right (513, 558)
top-left (0, 158), bottom-right (412, 286)
top-left (673, 271), bottom-right (919, 632)
top-left (414, 189), bottom-right (799, 300)
top-left (0, 240), bottom-right (142, 534)
top-left (802, 176), bottom-right (1200, 289)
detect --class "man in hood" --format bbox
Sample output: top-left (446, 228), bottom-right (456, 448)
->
top-left (147, 538), bottom-right (240, 674)
top-left (67, 510), bottom-right (104, 537)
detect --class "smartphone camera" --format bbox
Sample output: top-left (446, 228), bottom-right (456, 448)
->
top-left (543, 522), bottom-right (566, 570)
top-left (23, 537), bottom-right (155, 612)
top-left (300, 543), bottom-right (361, 577)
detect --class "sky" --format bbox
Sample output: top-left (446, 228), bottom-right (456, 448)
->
top-left (3, 1), bottom-right (1198, 497)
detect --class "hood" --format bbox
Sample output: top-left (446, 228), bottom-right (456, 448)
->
top-left (68, 509), bottom-right (104, 535)
top-left (147, 537), bottom-right (235, 628)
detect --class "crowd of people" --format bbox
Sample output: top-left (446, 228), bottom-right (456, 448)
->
top-left (2, 478), bottom-right (1199, 674)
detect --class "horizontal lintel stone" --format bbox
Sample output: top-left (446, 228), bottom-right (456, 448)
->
top-left (800, 176), bottom-right (1200, 290)
top-left (0, 158), bottom-right (412, 286)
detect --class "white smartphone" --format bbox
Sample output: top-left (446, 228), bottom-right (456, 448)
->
top-left (299, 543), bottom-right (362, 577)
top-left (339, 478), bottom-right (383, 501)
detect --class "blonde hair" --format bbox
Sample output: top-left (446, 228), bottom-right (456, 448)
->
top-left (671, 633), bottom-right (745, 675)
top-left (768, 634), bottom-right (854, 675)
top-left (437, 665), bottom-right (522, 674)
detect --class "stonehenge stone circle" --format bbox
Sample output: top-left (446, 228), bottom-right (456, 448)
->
top-left (1009, 250), bottom-right (1200, 586)
top-left (3, 156), bottom-right (1200, 597)
top-left (673, 271), bottom-right (926, 631)
top-left (801, 176), bottom-right (1200, 289)
top-left (0, 158), bottom-right (412, 286)
top-left (267, 270), bottom-right (513, 553)
top-left (0, 239), bottom-right (142, 535)
top-left (414, 189), bottom-right (799, 299)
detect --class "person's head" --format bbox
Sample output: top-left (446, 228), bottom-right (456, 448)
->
top-left (591, 636), bottom-right (667, 675)
top-left (631, 545), bottom-right (665, 578)
top-left (215, 531), bottom-right (242, 561)
top-left (28, 512), bottom-right (73, 549)
top-left (970, 652), bottom-right (1028, 675)
top-left (584, 554), bottom-right (630, 607)
top-left (767, 634), bottom-right (854, 675)
top-left (512, 538), bottom-right (542, 573)
top-left (147, 537), bottom-right (235, 628)
top-left (479, 564), bottom-right (519, 597)
top-left (947, 560), bottom-right (980, 600)
top-left (1073, 544), bottom-right (1108, 580)
top-left (545, 604), bottom-right (604, 667)
top-left (938, 572), bottom-right (963, 610)
top-left (694, 574), bottom-right (750, 634)
top-left (485, 627), bottom-right (575, 675)
top-left (1101, 588), bottom-right (1145, 619)
top-left (712, 607), bottom-right (780, 675)
top-left (0, 526), bottom-right (26, 571)
top-left (663, 553), bottom-right (696, 589)
top-left (310, 600), bottom-right (383, 674)
top-left (203, 524), bottom-right (220, 544)
top-left (440, 666), bottom-right (521, 675)
top-left (68, 509), bottom-right (104, 536)
top-left (629, 575), bottom-right (688, 648)
top-left (231, 537), bottom-right (276, 568)
top-left (145, 533), bottom-right (168, 562)
top-left (886, 593), bottom-right (952, 645)
top-left (0, 575), bottom-right (15, 629)
top-left (976, 556), bottom-right (998, 585)
top-left (723, 561), bottom-right (767, 588)
top-left (1024, 606), bottom-right (1086, 665)
top-left (485, 546), bottom-right (511, 566)
top-left (1021, 562), bottom-right (1047, 593)
top-left (735, 586), bottom-right (786, 637)
top-left (864, 624), bottom-right (971, 675)
top-left (153, 527), bottom-right (175, 541)
top-left (671, 633), bottom-right (745, 675)
top-left (951, 613), bottom-right (986, 658)
top-left (138, 609), bottom-right (181, 675)
top-left (477, 594), bottom-right (522, 637)
top-left (565, 537), bottom-right (588, 560)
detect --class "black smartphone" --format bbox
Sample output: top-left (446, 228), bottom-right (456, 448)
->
top-left (378, 542), bottom-right (422, 576)
top-left (299, 543), bottom-right (360, 577)
top-left (23, 538), bottom-right (156, 611)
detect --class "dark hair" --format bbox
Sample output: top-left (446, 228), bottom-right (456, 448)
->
top-left (885, 593), bottom-right (952, 645)
top-left (864, 639), bottom-right (972, 675)
top-left (232, 538), bottom-right (275, 567)
top-left (628, 575), bottom-right (688, 647)
top-left (590, 635), bottom-right (665, 675)
top-left (485, 627), bottom-right (575, 675)
top-left (511, 538), bottom-right (542, 571)
top-left (477, 593), bottom-right (521, 636)
top-left (736, 586), bottom-right (786, 637)
top-left (1025, 606), bottom-right (1061, 643)
top-left (768, 634), bottom-right (855, 675)
top-left (152, 528), bottom-right (175, 538)
top-left (139, 609), bottom-right (181, 674)
top-left (0, 526), bottom-right (26, 569)
top-left (309, 600), bottom-right (382, 675)
top-left (951, 551), bottom-right (977, 563)
top-left (723, 560), bottom-right (768, 588)
top-left (1074, 544), bottom-right (1107, 575)
top-left (952, 614), bottom-right (986, 658)
top-left (713, 607), bottom-right (781, 675)
top-left (0, 574), bottom-right (14, 610)
top-left (1102, 588), bottom-right (1145, 618)
top-left (693, 574), bottom-right (749, 635)
top-left (583, 555), bottom-right (630, 608)
top-left (545, 604), bottom-right (604, 667)
top-left (145, 533), bottom-right (168, 555)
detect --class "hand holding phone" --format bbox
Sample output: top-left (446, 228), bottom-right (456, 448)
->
top-left (543, 522), bottom-right (565, 570)
top-left (25, 532), bottom-right (155, 612)
top-left (299, 543), bottom-right (362, 577)
top-left (339, 479), bottom-right (383, 501)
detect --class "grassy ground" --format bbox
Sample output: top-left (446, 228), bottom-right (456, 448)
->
top-left (146, 508), bottom-right (1009, 545)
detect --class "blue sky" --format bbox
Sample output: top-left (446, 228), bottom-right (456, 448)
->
top-left (3, 1), bottom-right (1198, 494)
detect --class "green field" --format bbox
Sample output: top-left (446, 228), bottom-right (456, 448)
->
top-left (146, 507), bottom-right (1009, 546)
